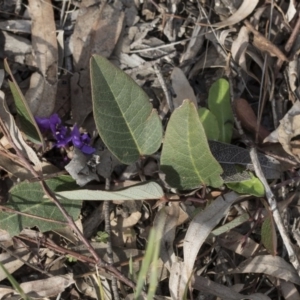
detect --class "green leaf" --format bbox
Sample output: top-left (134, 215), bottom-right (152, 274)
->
top-left (260, 199), bottom-right (277, 256)
top-left (208, 78), bottom-right (234, 143)
top-left (95, 231), bottom-right (109, 243)
top-left (90, 55), bottom-right (163, 164)
top-left (198, 107), bottom-right (219, 140)
top-left (161, 100), bottom-right (223, 190)
top-left (0, 176), bottom-right (82, 237)
top-left (212, 213), bottom-right (249, 236)
top-left (135, 223), bottom-right (161, 299)
top-left (4, 59), bottom-right (45, 149)
top-left (55, 181), bottom-right (164, 201)
top-left (226, 173), bottom-right (265, 197)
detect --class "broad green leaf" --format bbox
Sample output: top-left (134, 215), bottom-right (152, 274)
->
top-left (4, 59), bottom-right (45, 149)
top-left (0, 176), bottom-right (82, 237)
top-left (90, 55), bottom-right (163, 164)
top-left (208, 78), bottom-right (234, 143)
top-left (198, 107), bottom-right (219, 140)
top-left (226, 173), bottom-right (265, 197)
top-left (161, 100), bottom-right (223, 190)
top-left (55, 181), bottom-right (163, 201)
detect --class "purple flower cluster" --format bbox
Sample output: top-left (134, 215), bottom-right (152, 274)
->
top-left (35, 114), bottom-right (95, 154)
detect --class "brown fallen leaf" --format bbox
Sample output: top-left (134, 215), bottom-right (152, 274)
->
top-left (26, 0), bottom-right (58, 117)
top-left (70, 1), bottom-right (125, 125)
top-left (244, 20), bottom-right (289, 62)
top-left (234, 98), bottom-right (270, 143)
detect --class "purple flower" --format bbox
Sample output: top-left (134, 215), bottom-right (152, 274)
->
top-left (35, 114), bottom-right (61, 136)
top-left (55, 126), bottom-right (71, 147)
top-left (35, 114), bottom-right (95, 155)
top-left (70, 126), bottom-right (95, 154)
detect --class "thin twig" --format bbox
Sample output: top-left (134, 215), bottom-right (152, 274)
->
top-left (17, 234), bottom-right (96, 265)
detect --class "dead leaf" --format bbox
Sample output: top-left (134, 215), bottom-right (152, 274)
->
top-left (218, 231), bottom-right (262, 258)
top-left (169, 261), bottom-right (188, 299)
top-left (0, 31), bottom-right (32, 65)
top-left (69, 1), bottom-right (125, 125)
top-left (234, 98), bottom-right (270, 142)
top-left (95, 149), bottom-right (120, 179)
top-left (264, 100), bottom-right (300, 161)
top-left (244, 20), bottom-right (289, 62)
top-left (19, 274), bottom-right (75, 298)
top-left (171, 67), bottom-right (197, 108)
top-left (26, 0), bottom-right (58, 117)
top-left (77, 274), bottom-right (112, 299)
top-left (0, 249), bottom-right (31, 281)
top-left (192, 275), bottom-right (271, 300)
top-left (0, 154), bottom-right (33, 180)
top-left (231, 26), bottom-right (261, 82)
top-left (183, 192), bottom-right (239, 291)
top-left (65, 147), bottom-right (99, 187)
top-left (0, 91), bottom-right (41, 174)
top-left (280, 281), bottom-right (300, 300)
top-left (286, 0), bottom-right (297, 22)
top-left (180, 14), bottom-right (207, 73)
top-left (212, 0), bottom-right (259, 29)
top-left (231, 255), bottom-right (300, 285)
top-left (0, 286), bottom-right (14, 299)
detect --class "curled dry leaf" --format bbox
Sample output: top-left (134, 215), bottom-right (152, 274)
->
top-left (231, 26), bottom-right (249, 71)
top-left (264, 100), bottom-right (300, 161)
top-left (231, 26), bottom-right (260, 82)
top-left (231, 255), bottom-right (300, 285)
top-left (244, 20), bottom-right (289, 62)
top-left (0, 91), bottom-right (42, 174)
